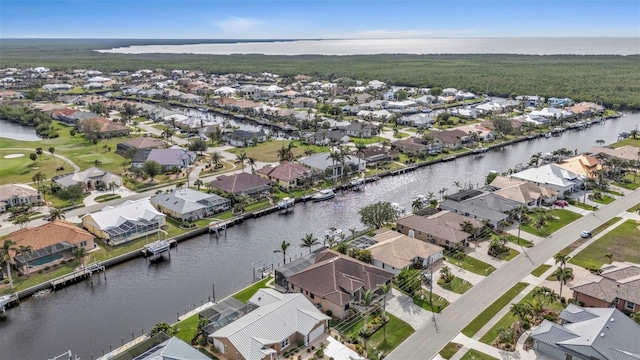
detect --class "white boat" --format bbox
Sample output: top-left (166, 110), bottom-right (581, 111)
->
top-left (197, 107), bottom-right (208, 112)
top-left (325, 228), bottom-right (344, 242)
top-left (544, 132), bottom-right (552, 138)
top-left (277, 197), bottom-right (295, 209)
top-left (391, 202), bottom-right (406, 216)
top-left (33, 289), bottom-right (52, 299)
top-left (312, 189), bottom-right (336, 202)
top-left (412, 195), bottom-right (429, 205)
top-left (350, 177), bottom-right (365, 191)
top-left (0, 295), bottom-right (12, 307)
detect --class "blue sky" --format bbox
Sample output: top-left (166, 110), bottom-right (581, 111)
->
top-left (1, 0), bottom-right (638, 38)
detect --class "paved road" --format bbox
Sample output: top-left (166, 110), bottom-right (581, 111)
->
top-left (387, 187), bottom-right (640, 360)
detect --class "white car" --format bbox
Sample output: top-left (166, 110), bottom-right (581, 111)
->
top-left (580, 230), bottom-right (592, 238)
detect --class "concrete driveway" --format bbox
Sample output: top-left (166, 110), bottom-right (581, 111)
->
top-left (384, 288), bottom-right (433, 330)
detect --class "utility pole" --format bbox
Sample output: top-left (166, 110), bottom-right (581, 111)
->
top-left (212, 284), bottom-right (216, 303)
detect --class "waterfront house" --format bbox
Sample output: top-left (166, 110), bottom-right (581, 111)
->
top-left (306, 129), bottom-right (350, 146)
top-left (210, 289), bottom-right (330, 360)
top-left (79, 117), bottom-right (131, 138)
top-left (397, 113), bottom-right (435, 128)
top-left (284, 249), bottom-right (394, 319)
top-left (489, 176), bottom-right (558, 207)
top-left (571, 102), bottom-right (604, 116)
top-left (367, 230), bottom-right (444, 275)
top-left (116, 137), bottom-right (166, 156)
top-left (290, 96), bottom-right (317, 108)
top-left (570, 262), bottom-right (640, 313)
top-left (392, 137), bottom-right (440, 155)
top-left (548, 97), bottom-right (572, 108)
top-left (439, 189), bottom-right (518, 228)
top-left (42, 83), bottom-right (72, 91)
top-left (7, 220), bottom-right (95, 275)
top-left (354, 145), bottom-right (399, 166)
top-left (432, 129), bottom-right (467, 149)
top-left (57, 110), bottom-right (99, 125)
top-left (223, 129), bottom-right (267, 147)
top-left (530, 304), bottom-right (640, 360)
top-left (515, 95), bottom-right (545, 108)
top-left (0, 184), bottom-right (41, 213)
top-left (456, 125), bottom-right (495, 142)
top-left (511, 164), bottom-right (584, 198)
top-left (255, 161), bottom-right (312, 190)
top-left (82, 198), bottom-right (166, 246)
top-left (395, 212), bottom-right (477, 249)
top-left (150, 188), bottom-right (231, 222)
top-left (556, 154), bottom-right (602, 178)
top-left (209, 173), bottom-right (272, 199)
top-left (131, 148), bottom-right (196, 171)
top-left (590, 145), bottom-right (640, 162)
top-left (134, 335), bottom-right (211, 360)
top-left (299, 153), bottom-right (366, 180)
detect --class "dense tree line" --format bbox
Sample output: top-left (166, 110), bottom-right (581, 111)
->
top-left (1, 40), bottom-right (639, 109)
top-left (0, 105), bottom-right (59, 138)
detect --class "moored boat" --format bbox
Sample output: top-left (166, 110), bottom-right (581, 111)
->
top-left (312, 189), bottom-right (336, 202)
top-left (277, 197), bottom-right (295, 209)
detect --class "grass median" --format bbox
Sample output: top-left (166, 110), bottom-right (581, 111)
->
top-left (461, 282), bottom-right (528, 338)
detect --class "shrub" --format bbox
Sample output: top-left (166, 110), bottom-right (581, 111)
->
top-left (307, 349), bottom-right (311, 353)
top-left (522, 321), bottom-right (531, 330)
top-left (197, 336), bottom-right (207, 346)
top-left (297, 341), bottom-right (305, 348)
top-left (561, 297), bottom-right (566, 304)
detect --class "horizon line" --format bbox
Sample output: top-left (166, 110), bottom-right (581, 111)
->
top-left (2, 36), bottom-right (640, 40)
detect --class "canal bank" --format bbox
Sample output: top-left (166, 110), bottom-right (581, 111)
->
top-left (1, 113), bottom-right (639, 360)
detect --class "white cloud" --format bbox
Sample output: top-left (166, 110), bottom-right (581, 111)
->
top-left (213, 16), bottom-right (266, 35)
top-left (322, 28), bottom-right (480, 39)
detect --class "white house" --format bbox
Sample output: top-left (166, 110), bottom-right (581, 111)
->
top-left (511, 164), bottom-right (584, 198)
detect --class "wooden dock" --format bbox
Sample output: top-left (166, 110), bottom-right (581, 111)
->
top-left (141, 239), bottom-right (176, 261)
top-left (51, 262), bottom-right (106, 289)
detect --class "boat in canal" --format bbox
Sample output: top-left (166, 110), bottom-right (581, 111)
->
top-left (325, 228), bottom-right (344, 242)
top-left (311, 189), bottom-right (336, 202)
top-left (391, 202), bottom-right (406, 216)
top-left (277, 197), bottom-right (295, 209)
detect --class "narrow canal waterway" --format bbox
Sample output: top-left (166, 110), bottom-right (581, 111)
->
top-left (1, 114), bottom-right (639, 360)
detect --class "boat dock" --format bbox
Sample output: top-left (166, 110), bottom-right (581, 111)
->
top-left (141, 239), bottom-right (177, 261)
top-left (208, 216), bottom-right (245, 237)
top-left (51, 262), bottom-right (106, 289)
top-left (0, 294), bottom-right (19, 317)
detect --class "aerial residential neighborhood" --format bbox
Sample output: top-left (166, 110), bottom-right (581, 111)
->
top-left (1, 1), bottom-right (640, 359)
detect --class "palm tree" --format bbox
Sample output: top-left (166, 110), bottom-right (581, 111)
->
top-left (552, 267), bottom-right (574, 297)
top-left (194, 179), bottom-right (203, 190)
top-left (32, 171), bottom-right (46, 190)
top-left (553, 254), bottom-right (571, 269)
top-left (605, 253), bottom-right (614, 264)
top-left (326, 150), bottom-right (342, 179)
top-left (47, 208), bottom-right (65, 221)
top-left (274, 240), bottom-right (291, 265)
top-left (380, 284), bottom-right (391, 320)
top-left (93, 159), bottom-right (103, 168)
top-left (210, 151), bottom-right (221, 169)
top-left (453, 181), bottom-right (462, 190)
top-left (460, 220), bottom-right (476, 238)
top-left (532, 286), bottom-right (559, 306)
top-left (161, 128), bottom-right (175, 145)
top-left (1, 240), bottom-right (17, 290)
top-left (300, 233), bottom-right (320, 253)
top-left (509, 302), bottom-right (533, 326)
top-left (234, 152), bottom-right (248, 172)
top-left (48, 147), bottom-right (55, 159)
top-left (354, 141), bottom-right (367, 170)
top-left (438, 187), bottom-right (448, 201)
top-left (247, 157), bottom-right (257, 173)
top-left (361, 289), bottom-right (375, 333)
top-left (412, 197), bottom-right (424, 212)
top-left (15, 245), bottom-right (33, 275)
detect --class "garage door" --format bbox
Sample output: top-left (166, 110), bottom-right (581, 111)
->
top-left (307, 324), bottom-right (325, 345)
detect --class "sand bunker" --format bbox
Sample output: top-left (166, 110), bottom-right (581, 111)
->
top-left (4, 153), bottom-right (25, 159)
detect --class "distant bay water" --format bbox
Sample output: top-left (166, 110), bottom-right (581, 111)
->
top-left (97, 37), bottom-right (640, 55)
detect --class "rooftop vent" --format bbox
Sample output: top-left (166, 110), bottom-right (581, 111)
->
top-left (600, 333), bottom-right (605, 338)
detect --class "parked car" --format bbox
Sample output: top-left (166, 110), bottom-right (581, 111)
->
top-left (580, 230), bottom-right (592, 238)
top-left (554, 200), bottom-right (569, 208)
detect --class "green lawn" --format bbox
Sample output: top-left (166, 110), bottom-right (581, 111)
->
top-left (479, 286), bottom-right (564, 345)
top-left (496, 248), bottom-right (520, 261)
top-left (0, 262), bottom-right (77, 295)
top-left (570, 220), bottom-right (640, 269)
top-left (502, 234), bottom-right (534, 248)
top-left (228, 140), bottom-right (326, 162)
top-left (628, 203), bottom-right (640, 213)
top-left (605, 190), bottom-right (623, 196)
top-left (460, 349), bottom-right (498, 360)
top-left (174, 313), bottom-right (200, 343)
top-left (339, 313), bottom-right (415, 359)
top-left (440, 276), bottom-right (473, 294)
top-left (461, 282), bottom-right (528, 337)
top-left (397, 287), bottom-right (450, 313)
top-left (350, 136), bottom-right (386, 144)
top-left (607, 137), bottom-right (640, 148)
top-left (446, 255), bottom-right (496, 276)
top-left (520, 209), bottom-right (582, 236)
top-left (570, 201), bottom-right (597, 211)
top-left (556, 216), bottom-right (622, 257)
top-left (613, 173), bottom-right (640, 190)
top-left (232, 277), bottom-right (272, 303)
top-left (439, 342), bottom-right (462, 360)
top-left (531, 264), bottom-right (551, 277)
top-left (94, 194), bottom-right (121, 202)
top-left (591, 195), bottom-right (615, 205)
top-left (0, 149), bottom-right (68, 185)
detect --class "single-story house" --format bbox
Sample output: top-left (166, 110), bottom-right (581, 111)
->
top-left (511, 164), bottom-right (584, 198)
top-left (367, 230), bottom-right (444, 275)
top-left (79, 117), bottom-right (131, 138)
top-left (133, 335), bottom-right (211, 360)
top-left (52, 167), bottom-right (121, 191)
top-left (0, 184), bottom-right (41, 213)
top-left (82, 198), bottom-right (166, 246)
top-left (397, 113), bottom-right (435, 128)
top-left (43, 83), bottom-right (73, 91)
top-left (116, 137), bottom-right (166, 156)
top-left (432, 129), bottom-right (467, 149)
top-left (299, 153), bottom-right (366, 180)
top-left (131, 148), bottom-right (196, 171)
top-left (209, 173), bottom-right (272, 199)
top-left (58, 110), bottom-right (99, 125)
top-left (255, 161), bottom-right (312, 190)
top-left (548, 97), bottom-right (572, 108)
top-left (290, 97), bottom-right (317, 108)
top-left (150, 188), bottom-right (231, 222)
top-left (571, 102), bottom-right (604, 116)
top-left (8, 220), bottom-right (95, 275)
top-left (590, 145), bottom-right (640, 162)
top-left (223, 130), bottom-right (267, 147)
top-left (396, 213), bottom-right (475, 249)
top-left (571, 262), bottom-right (640, 313)
top-left (515, 95), bottom-right (544, 108)
top-left (392, 137), bottom-right (441, 155)
top-left (440, 191), bottom-right (520, 228)
top-left (343, 121), bottom-right (378, 138)
top-left (306, 129), bottom-right (351, 146)
top-left (285, 249), bottom-right (394, 319)
top-left (556, 154), bottom-right (602, 179)
top-left (489, 176), bottom-right (558, 207)
top-left (210, 288), bottom-right (330, 360)
top-left (531, 304), bottom-right (640, 360)
top-left (354, 145), bottom-right (399, 165)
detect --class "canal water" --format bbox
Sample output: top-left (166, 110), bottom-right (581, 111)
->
top-left (1, 114), bottom-right (639, 360)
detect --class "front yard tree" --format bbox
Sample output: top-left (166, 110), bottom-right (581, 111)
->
top-left (47, 208), bottom-right (65, 222)
top-left (552, 267), bottom-right (574, 298)
top-left (1, 240), bottom-right (17, 289)
top-left (397, 268), bottom-right (422, 294)
top-left (59, 184), bottom-right (85, 205)
top-left (188, 138), bottom-right (208, 155)
top-left (358, 201), bottom-right (397, 229)
top-left (143, 160), bottom-right (162, 181)
top-left (234, 152), bottom-right (248, 172)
